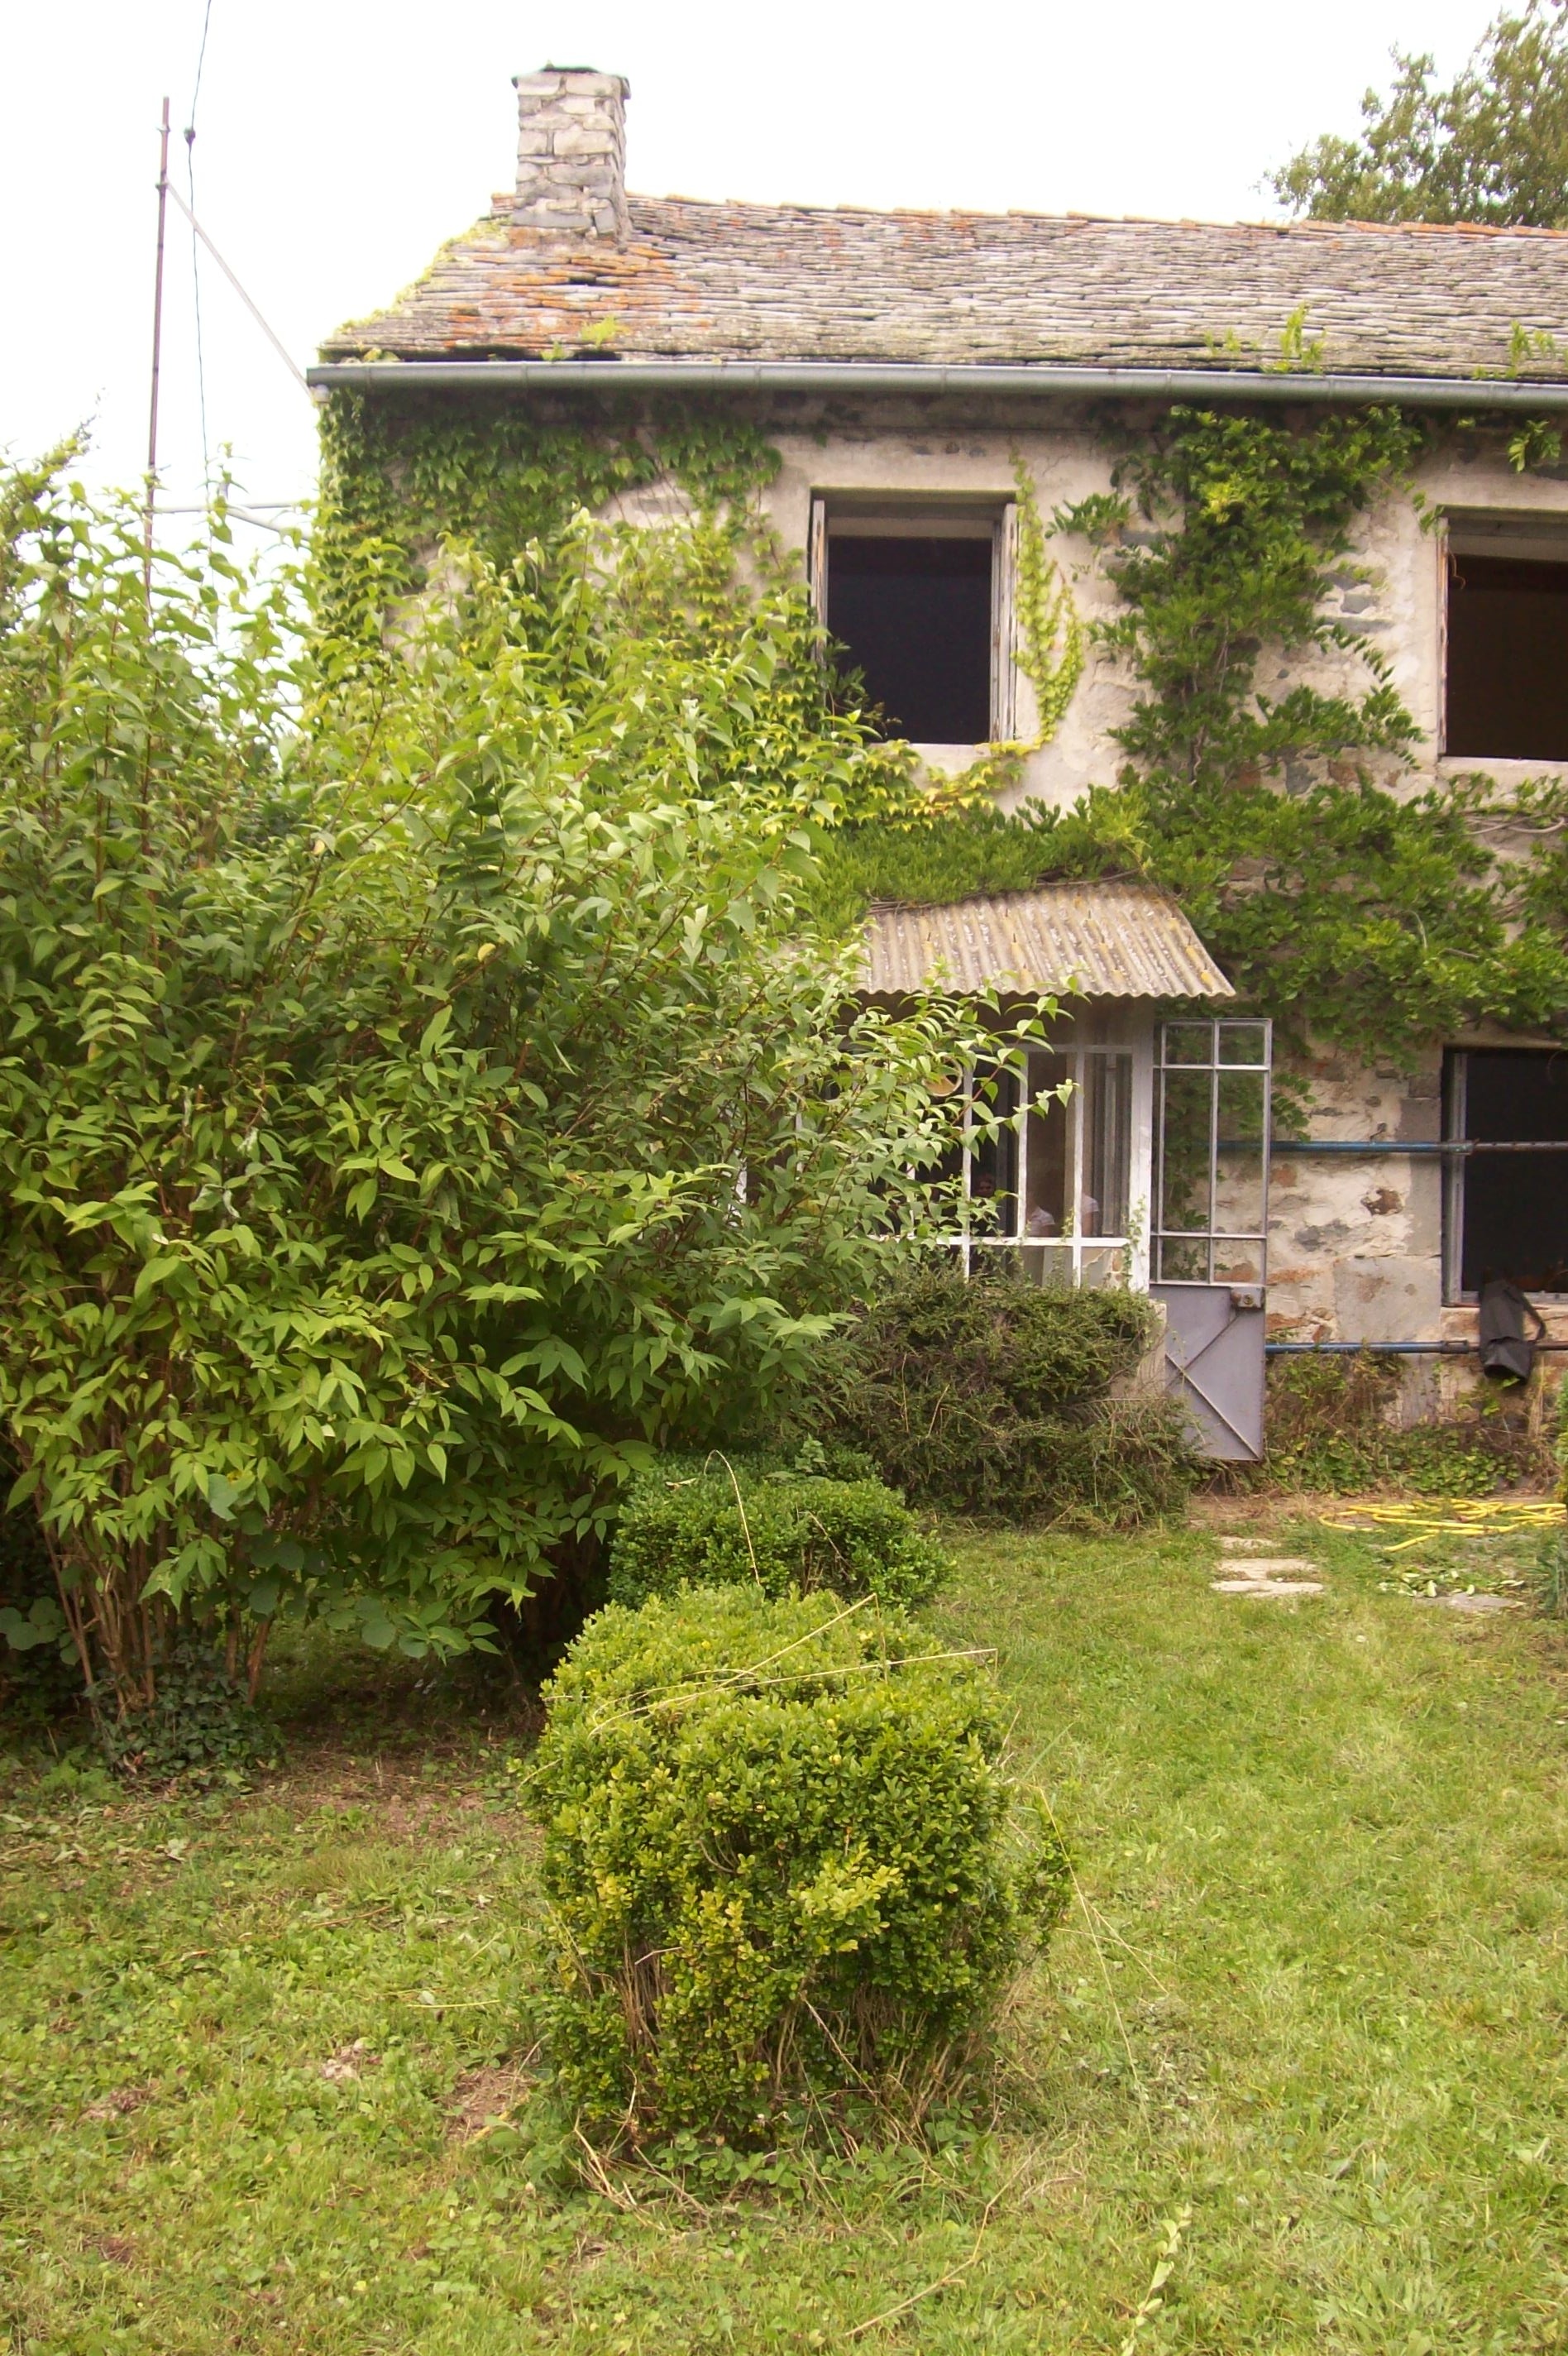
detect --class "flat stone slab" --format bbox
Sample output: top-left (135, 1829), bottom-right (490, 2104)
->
top-left (1211, 1576), bottom-right (1326, 1597)
top-left (1215, 1557), bottom-right (1320, 1578)
top-left (1412, 1591), bottom-right (1523, 1615)
top-left (1217, 1536), bottom-right (1277, 1554)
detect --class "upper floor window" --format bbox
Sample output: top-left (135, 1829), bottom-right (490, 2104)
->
top-left (810, 499), bottom-right (1014, 747)
top-left (1445, 522), bottom-right (1568, 762)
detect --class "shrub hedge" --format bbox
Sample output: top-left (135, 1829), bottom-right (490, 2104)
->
top-left (529, 1586), bottom-right (1068, 2143)
top-left (606, 1462), bottom-right (949, 1611)
top-left (810, 1259), bottom-right (1197, 1525)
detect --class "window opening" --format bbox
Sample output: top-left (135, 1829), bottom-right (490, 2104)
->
top-left (1154, 1019), bottom-right (1270, 1286)
top-left (1443, 1047), bottom-right (1568, 1297)
top-left (950, 1046), bottom-right (1138, 1286)
top-left (1445, 536), bottom-right (1568, 763)
top-left (815, 504), bottom-right (1007, 745)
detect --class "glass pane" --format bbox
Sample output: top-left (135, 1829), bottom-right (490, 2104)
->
top-left (1213, 1239), bottom-right (1264, 1285)
top-left (1078, 1244), bottom-right (1131, 1290)
top-left (1017, 1239), bottom-right (1076, 1289)
top-left (968, 1061), bottom-right (1019, 1237)
top-left (1156, 1234), bottom-right (1210, 1282)
top-left (1159, 1068), bottom-right (1212, 1233)
top-left (1082, 1053), bottom-right (1133, 1237)
top-left (1024, 1051), bottom-right (1071, 1239)
top-left (1213, 1144), bottom-right (1265, 1240)
top-left (1217, 1022), bottom-right (1269, 1068)
top-left (1217, 1069), bottom-right (1266, 1145)
top-left (1161, 1022), bottom-right (1214, 1068)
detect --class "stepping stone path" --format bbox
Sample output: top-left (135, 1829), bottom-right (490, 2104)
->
top-left (1412, 1590), bottom-right (1522, 1615)
top-left (1211, 1535), bottom-right (1325, 1599)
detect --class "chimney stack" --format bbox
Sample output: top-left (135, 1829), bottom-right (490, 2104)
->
top-left (512, 67), bottom-right (629, 240)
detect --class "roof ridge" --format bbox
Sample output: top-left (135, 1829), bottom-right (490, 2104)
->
top-left (586, 191), bottom-right (1568, 242)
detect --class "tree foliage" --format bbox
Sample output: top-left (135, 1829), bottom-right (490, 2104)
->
top-left (0, 451), bottom-right (1017, 1738)
top-left (1272, 1), bottom-right (1568, 227)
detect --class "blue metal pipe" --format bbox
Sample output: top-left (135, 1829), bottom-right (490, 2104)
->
top-left (1266, 1339), bottom-right (1568, 1354)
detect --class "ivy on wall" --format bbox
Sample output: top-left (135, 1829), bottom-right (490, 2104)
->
top-left (822, 405), bottom-right (1568, 1066)
top-left (317, 390), bottom-right (1568, 1071)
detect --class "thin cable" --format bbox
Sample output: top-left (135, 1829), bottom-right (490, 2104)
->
top-left (185, 0), bottom-right (216, 490)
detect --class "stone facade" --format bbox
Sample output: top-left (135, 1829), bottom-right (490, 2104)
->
top-left (753, 407), bottom-right (1568, 1371)
top-left (512, 69), bottom-right (629, 241)
top-left (314, 64), bottom-right (1568, 1395)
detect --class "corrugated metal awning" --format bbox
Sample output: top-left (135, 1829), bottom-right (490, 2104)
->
top-left (860, 882), bottom-right (1234, 1001)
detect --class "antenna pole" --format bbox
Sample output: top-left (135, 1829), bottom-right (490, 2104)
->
top-left (143, 97), bottom-right (171, 593)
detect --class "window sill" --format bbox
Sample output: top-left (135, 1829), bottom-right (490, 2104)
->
top-left (1437, 754), bottom-right (1568, 784)
top-left (908, 741), bottom-right (989, 774)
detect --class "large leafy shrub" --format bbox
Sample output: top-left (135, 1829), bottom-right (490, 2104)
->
top-left (529, 1586), bottom-right (1068, 2143)
top-left (812, 1259), bottom-right (1196, 1525)
top-left (0, 456), bottom-right (1015, 1741)
top-left (606, 1462), bottom-right (949, 1611)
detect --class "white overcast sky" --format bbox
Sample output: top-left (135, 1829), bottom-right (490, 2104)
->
top-left (2, 0), bottom-right (1504, 531)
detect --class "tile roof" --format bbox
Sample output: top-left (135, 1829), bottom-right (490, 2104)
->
top-left (860, 884), bottom-right (1234, 1001)
top-left (321, 195), bottom-right (1568, 382)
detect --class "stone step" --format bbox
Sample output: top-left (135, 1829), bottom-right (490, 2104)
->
top-left (1211, 1576), bottom-right (1326, 1598)
top-left (1213, 1556), bottom-right (1319, 1578)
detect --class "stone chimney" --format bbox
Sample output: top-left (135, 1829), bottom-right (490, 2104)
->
top-left (512, 67), bottom-right (630, 240)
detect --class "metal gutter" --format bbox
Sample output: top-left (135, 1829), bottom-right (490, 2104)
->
top-left (304, 358), bottom-right (1568, 409)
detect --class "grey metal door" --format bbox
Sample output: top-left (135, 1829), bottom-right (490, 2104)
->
top-left (1153, 1018), bottom-right (1271, 1461)
top-left (1151, 1283), bottom-right (1265, 1461)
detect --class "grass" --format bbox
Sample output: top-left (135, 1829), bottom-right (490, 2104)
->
top-left (4, 1515), bottom-right (1568, 2353)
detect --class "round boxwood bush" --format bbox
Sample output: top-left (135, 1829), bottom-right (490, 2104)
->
top-left (606, 1462), bottom-right (949, 1611)
top-left (528, 1586), bottom-right (1068, 2144)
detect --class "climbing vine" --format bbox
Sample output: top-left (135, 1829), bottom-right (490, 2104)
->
top-left (314, 390), bottom-right (1568, 1071)
top-left (821, 405), bottom-right (1568, 1066)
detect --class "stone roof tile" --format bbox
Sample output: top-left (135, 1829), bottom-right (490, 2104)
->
top-left (320, 195), bottom-right (1568, 381)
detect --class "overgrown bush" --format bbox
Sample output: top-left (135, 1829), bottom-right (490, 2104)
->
top-left (1246, 1353), bottom-right (1552, 1496)
top-left (0, 454), bottom-right (1014, 1745)
top-left (810, 1259), bottom-right (1196, 1525)
top-left (529, 1587), bottom-right (1068, 2145)
top-left (606, 1460), bottom-right (949, 1611)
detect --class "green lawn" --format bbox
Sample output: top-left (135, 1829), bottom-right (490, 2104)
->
top-left (4, 1516), bottom-right (1568, 2354)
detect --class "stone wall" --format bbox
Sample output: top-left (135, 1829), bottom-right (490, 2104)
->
top-left (757, 405), bottom-right (1568, 1363)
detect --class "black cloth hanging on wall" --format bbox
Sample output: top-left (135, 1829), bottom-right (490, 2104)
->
top-left (1477, 1276), bottom-right (1547, 1382)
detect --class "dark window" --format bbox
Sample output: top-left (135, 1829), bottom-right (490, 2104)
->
top-left (1446, 552), bottom-right (1568, 761)
top-left (827, 534), bottom-right (992, 743)
top-left (1446, 1047), bottom-right (1568, 1294)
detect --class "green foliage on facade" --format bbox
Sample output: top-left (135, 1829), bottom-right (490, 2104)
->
top-left (528, 1584), bottom-right (1068, 2143)
top-left (819, 405), bottom-right (1568, 1066)
top-left (1271, 1), bottom-right (1568, 229)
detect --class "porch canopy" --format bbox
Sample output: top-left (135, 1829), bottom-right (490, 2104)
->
top-left (859, 881), bottom-right (1234, 1002)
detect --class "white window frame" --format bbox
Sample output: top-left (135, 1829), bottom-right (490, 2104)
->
top-left (808, 494), bottom-right (1018, 745)
top-left (944, 1040), bottom-right (1154, 1291)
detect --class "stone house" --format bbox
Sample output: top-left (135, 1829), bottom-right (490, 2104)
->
top-left (310, 66), bottom-right (1568, 1458)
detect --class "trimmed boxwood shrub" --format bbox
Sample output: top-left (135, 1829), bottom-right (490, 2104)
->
top-left (529, 1586), bottom-right (1068, 2143)
top-left (606, 1462), bottom-right (949, 1611)
top-left (811, 1258), bottom-right (1197, 1525)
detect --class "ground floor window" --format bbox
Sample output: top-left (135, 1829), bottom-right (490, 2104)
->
top-left (1443, 1047), bottom-right (1568, 1297)
top-left (949, 1045), bottom-right (1144, 1286)
top-left (1153, 1019), bottom-right (1270, 1286)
